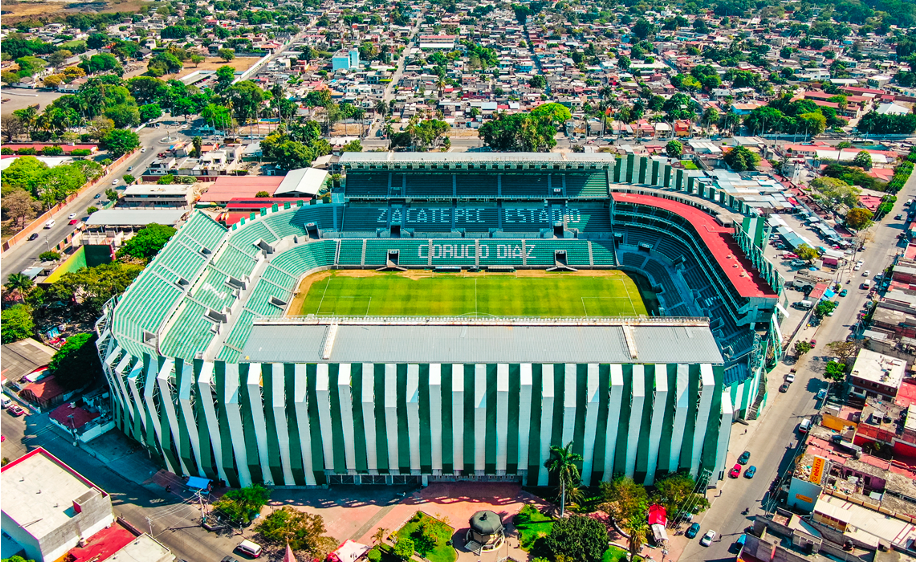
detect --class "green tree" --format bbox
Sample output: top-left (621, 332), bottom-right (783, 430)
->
top-left (824, 360), bottom-right (847, 382)
top-left (393, 537), bottom-right (415, 560)
top-left (116, 224), bottom-right (176, 261)
top-left (846, 207), bottom-right (873, 230)
top-left (826, 340), bottom-right (860, 364)
top-left (4, 272), bottom-right (35, 301)
top-left (50, 261), bottom-right (143, 314)
top-left (1, 304), bottom-right (34, 343)
top-left (254, 507), bottom-right (337, 558)
top-left (213, 484), bottom-right (272, 525)
top-left (599, 475), bottom-right (647, 525)
top-left (651, 473), bottom-right (709, 520)
top-left (48, 332), bottom-right (102, 389)
top-left (544, 515), bottom-right (608, 562)
top-left (192, 135), bottom-right (203, 158)
top-left (1, 156), bottom-right (49, 195)
top-left (139, 103), bottom-right (162, 122)
top-left (341, 139), bottom-right (363, 152)
top-left (724, 146), bottom-right (759, 171)
top-left (122, 174), bottom-right (135, 184)
top-left (795, 340), bottom-right (813, 356)
top-left (2, 189), bottom-right (39, 228)
top-left (157, 175), bottom-right (176, 185)
top-left (815, 300), bottom-right (838, 318)
top-left (545, 442), bottom-right (582, 517)
top-left (218, 48), bottom-right (236, 62)
top-left (39, 251), bottom-right (60, 261)
top-left (795, 243), bottom-right (818, 262)
top-left (810, 177), bottom-right (860, 211)
top-left (666, 140), bottom-right (683, 158)
top-left (852, 150), bottom-right (873, 170)
top-left (100, 129), bottom-right (140, 157)
top-left (530, 102), bottom-right (572, 125)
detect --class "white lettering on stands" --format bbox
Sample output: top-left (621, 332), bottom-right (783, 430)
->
top-left (417, 243), bottom-right (537, 261)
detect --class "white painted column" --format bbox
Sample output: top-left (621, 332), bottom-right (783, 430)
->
top-left (337, 364), bottom-right (357, 472)
top-left (625, 365), bottom-right (645, 479)
top-left (474, 364), bottom-right (487, 473)
top-left (644, 365), bottom-right (669, 485)
top-left (603, 365), bottom-right (625, 482)
top-left (715, 391), bottom-right (733, 479)
top-left (224, 363), bottom-right (253, 487)
top-left (669, 364), bottom-right (690, 474)
top-left (292, 364), bottom-right (316, 486)
top-left (429, 364), bottom-right (443, 471)
top-left (127, 364), bottom-right (147, 431)
top-left (271, 364), bottom-right (295, 485)
top-left (246, 363), bottom-right (273, 484)
top-left (197, 362), bottom-right (228, 483)
top-left (452, 366), bottom-right (464, 473)
top-left (143, 358), bottom-right (164, 455)
top-left (177, 360), bottom-right (204, 477)
top-left (407, 364), bottom-right (421, 474)
top-left (315, 364), bottom-right (335, 471)
top-left (581, 364), bottom-right (600, 486)
top-left (562, 364), bottom-right (577, 447)
top-left (690, 364), bottom-right (716, 477)
top-left (361, 364), bottom-right (378, 473)
top-left (384, 364), bottom-right (400, 474)
top-left (538, 365), bottom-right (555, 486)
top-left (112, 352), bottom-right (135, 423)
top-left (496, 364), bottom-right (509, 473)
top-left (517, 364), bottom-right (533, 470)
top-left (156, 358), bottom-right (186, 474)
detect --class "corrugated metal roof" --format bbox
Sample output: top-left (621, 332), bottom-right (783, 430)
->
top-left (85, 209), bottom-right (186, 226)
top-left (240, 323), bottom-right (723, 364)
top-left (339, 152), bottom-right (617, 164)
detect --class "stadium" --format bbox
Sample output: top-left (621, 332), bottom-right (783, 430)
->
top-left (96, 153), bottom-right (785, 489)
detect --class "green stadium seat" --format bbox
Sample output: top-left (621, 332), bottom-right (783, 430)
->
top-left (590, 241), bottom-right (617, 266)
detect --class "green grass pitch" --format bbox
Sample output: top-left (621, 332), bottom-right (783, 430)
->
top-left (298, 271), bottom-right (652, 318)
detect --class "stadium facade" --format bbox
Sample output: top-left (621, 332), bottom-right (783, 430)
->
top-left (96, 153), bottom-right (786, 488)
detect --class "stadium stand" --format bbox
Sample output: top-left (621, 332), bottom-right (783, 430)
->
top-left (454, 204), bottom-right (498, 231)
top-left (478, 240), bottom-right (525, 266)
top-left (270, 240), bottom-right (337, 277)
top-left (405, 174), bottom-right (454, 198)
top-left (345, 173), bottom-right (389, 197)
top-left (343, 205), bottom-right (389, 232)
top-left (590, 241), bottom-right (617, 266)
top-left (527, 241), bottom-right (591, 267)
top-left (501, 203), bottom-right (552, 232)
top-left (288, 205), bottom-right (341, 232)
top-left (212, 243), bottom-right (257, 279)
top-left (565, 204), bottom-right (612, 233)
top-left (160, 300), bottom-right (217, 360)
top-left (500, 174), bottom-right (549, 197)
top-left (229, 221), bottom-right (277, 255)
top-left (262, 264), bottom-right (298, 290)
top-left (337, 239), bottom-right (365, 266)
top-left (404, 203), bottom-right (454, 232)
top-left (455, 173), bottom-right (498, 198)
top-left (620, 252), bottom-right (647, 270)
top-left (564, 172), bottom-right (608, 198)
top-left (642, 259), bottom-right (680, 305)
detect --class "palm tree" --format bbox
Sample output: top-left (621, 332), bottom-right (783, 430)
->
top-left (371, 527), bottom-right (387, 546)
top-left (545, 442), bottom-right (583, 517)
top-left (4, 273), bottom-right (34, 301)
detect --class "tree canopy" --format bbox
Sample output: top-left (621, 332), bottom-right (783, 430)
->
top-left (1, 304), bottom-right (35, 344)
top-left (544, 515), bottom-right (608, 562)
top-left (48, 332), bottom-right (102, 389)
top-left (254, 507), bottom-right (336, 558)
top-left (214, 484), bottom-right (271, 525)
top-left (116, 224), bottom-right (176, 261)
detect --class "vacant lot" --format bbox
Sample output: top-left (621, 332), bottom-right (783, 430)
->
top-left (173, 57), bottom-right (261, 79)
top-left (1, 0), bottom-right (150, 22)
top-left (297, 269), bottom-right (651, 318)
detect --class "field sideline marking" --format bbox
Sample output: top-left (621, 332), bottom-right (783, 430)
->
top-left (315, 276), bottom-right (332, 315)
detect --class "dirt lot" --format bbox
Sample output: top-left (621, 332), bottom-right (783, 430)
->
top-left (1, 0), bottom-right (151, 22)
top-left (173, 57), bottom-right (261, 79)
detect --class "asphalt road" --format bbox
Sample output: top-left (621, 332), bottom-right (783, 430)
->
top-left (0, 407), bottom-right (247, 561)
top-left (1, 126), bottom-right (184, 284)
top-left (678, 171), bottom-right (916, 562)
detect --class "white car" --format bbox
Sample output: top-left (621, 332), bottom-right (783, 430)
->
top-left (863, 270), bottom-right (870, 277)
top-left (68, 213), bottom-right (76, 219)
top-left (141, 147), bottom-right (147, 153)
top-left (856, 260), bottom-right (864, 266)
top-left (700, 530), bottom-right (716, 546)
top-left (854, 264), bottom-right (862, 271)
top-left (112, 179), bottom-right (119, 185)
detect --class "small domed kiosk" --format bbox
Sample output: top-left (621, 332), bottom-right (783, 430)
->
top-left (465, 510), bottom-right (505, 553)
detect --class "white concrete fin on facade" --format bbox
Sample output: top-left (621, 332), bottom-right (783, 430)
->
top-left (293, 363), bottom-right (316, 486)
top-left (496, 364), bottom-right (510, 473)
top-left (361, 364), bottom-right (378, 472)
top-left (538, 364), bottom-right (555, 486)
top-left (603, 364), bottom-right (624, 482)
top-left (518, 364), bottom-right (533, 470)
top-left (429, 364), bottom-right (443, 471)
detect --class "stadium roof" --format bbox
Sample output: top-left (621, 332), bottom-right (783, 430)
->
top-left (241, 319), bottom-right (724, 364)
top-left (339, 152), bottom-right (617, 164)
top-left (612, 193), bottom-right (777, 299)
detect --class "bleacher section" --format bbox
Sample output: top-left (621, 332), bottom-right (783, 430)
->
top-left (564, 204), bottom-right (612, 233)
top-left (229, 221), bottom-right (276, 255)
top-left (270, 240), bottom-right (337, 277)
top-left (404, 204), bottom-right (453, 232)
top-left (564, 172), bottom-right (608, 198)
top-left (261, 208), bottom-right (306, 239)
top-left (342, 205), bottom-right (388, 232)
top-left (501, 203), bottom-right (551, 232)
top-left (212, 244), bottom-right (257, 280)
top-left (527, 241), bottom-right (591, 267)
top-left (455, 204), bottom-right (498, 231)
top-left (590, 241), bottom-right (617, 266)
top-left (478, 240), bottom-right (525, 266)
top-left (405, 175), bottom-right (453, 198)
top-left (455, 173), bottom-right (498, 198)
top-left (500, 174), bottom-right (549, 198)
top-left (620, 252), bottom-right (647, 270)
top-left (160, 301), bottom-right (216, 360)
top-left (191, 267), bottom-right (237, 312)
top-left (345, 173), bottom-right (389, 197)
top-left (287, 205), bottom-right (341, 232)
top-left (365, 240), bottom-right (433, 267)
top-left (642, 259), bottom-right (680, 305)
top-left (338, 239), bottom-right (365, 266)
top-left (262, 265), bottom-right (297, 290)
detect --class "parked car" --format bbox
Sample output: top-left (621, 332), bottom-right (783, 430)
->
top-left (68, 213), bottom-right (76, 219)
top-left (700, 530), bottom-right (716, 546)
top-left (686, 523), bottom-right (701, 538)
top-left (817, 389), bottom-right (828, 400)
top-left (28, 233), bottom-right (39, 241)
top-left (69, 219), bottom-right (78, 225)
top-left (780, 382), bottom-right (790, 392)
top-left (7, 404), bottom-right (26, 417)
top-left (854, 264), bottom-right (862, 271)
top-left (799, 418), bottom-right (812, 433)
top-left (94, 193), bottom-right (101, 199)
top-left (785, 373), bottom-right (796, 383)
top-left (744, 466), bottom-right (756, 479)
top-left (896, 214), bottom-right (903, 220)
top-left (738, 451), bottom-right (751, 465)
top-left (839, 289), bottom-right (848, 297)
top-left (863, 270), bottom-right (870, 277)
top-left (1, 396), bottom-right (10, 408)
top-left (729, 463), bottom-right (742, 478)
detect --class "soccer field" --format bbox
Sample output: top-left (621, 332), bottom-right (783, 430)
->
top-left (296, 270), bottom-right (655, 318)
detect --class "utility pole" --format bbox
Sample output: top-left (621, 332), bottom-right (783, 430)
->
top-left (146, 517), bottom-right (153, 536)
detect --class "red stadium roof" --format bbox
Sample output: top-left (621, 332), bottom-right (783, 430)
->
top-left (612, 193), bottom-right (777, 299)
top-left (199, 176), bottom-right (285, 203)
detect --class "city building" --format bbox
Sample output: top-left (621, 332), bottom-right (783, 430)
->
top-left (848, 349), bottom-right (907, 401)
top-left (332, 49), bottom-right (360, 70)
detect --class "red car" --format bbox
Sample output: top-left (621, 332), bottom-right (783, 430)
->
top-left (69, 219), bottom-right (79, 225)
top-left (7, 404), bottom-right (26, 417)
top-left (729, 463), bottom-right (741, 478)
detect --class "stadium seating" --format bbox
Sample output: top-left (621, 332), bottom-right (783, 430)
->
top-left (343, 205), bottom-right (389, 232)
top-left (620, 252), bottom-right (647, 269)
top-left (363, 240), bottom-right (431, 267)
top-left (288, 205), bottom-right (342, 232)
top-left (191, 267), bottom-right (237, 311)
top-left (160, 300), bottom-right (217, 360)
top-left (212, 244), bottom-right (258, 280)
top-left (642, 259), bottom-right (680, 305)
top-left (337, 239), bottom-right (365, 266)
top-left (564, 205), bottom-right (612, 233)
top-left (682, 265), bottom-right (711, 294)
top-left (245, 278), bottom-right (290, 317)
top-left (262, 264), bottom-right (298, 290)
top-left (404, 204), bottom-right (453, 232)
top-left (177, 212), bottom-right (228, 250)
top-left (656, 236), bottom-right (690, 262)
top-left (526, 241), bottom-right (591, 267)
top-left (564, 172), bottom-right (608, 198)
top-left (478, 239), bottom-right (525, 266)
top-left (270, 241), bottom-right (337, 276)
top-left (111, 273), bottom-right (184, 349)
top-left (230, 221), bottom-right (278, 255)
top-left (590, 241), bottom-right (617, 266)
top-left (454, 204), bottom-right (498, 231)
top-left (501, 204), bottom-right (552, 232)
top-left (405, 175), bottom-right (454, 198)
top-left (345, 173), bottom-right (389, 197)
top-left (500, 174), bottom-right (549, 198)
top-left (455, 173), bottom-right (498, 198)
top-left (220, 310), bottom-right (256, 360)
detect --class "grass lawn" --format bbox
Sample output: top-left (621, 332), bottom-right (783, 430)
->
top-left (394, 512), bottom-right (456, 562)
top-left (681, 160), bottom-right (699, 170)
top-left (602, 546), bottom-right (644, 562)
top-left (298, 270), bottom-right (654, 317)
top-left (514, 505), bottom-right (555, 551)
